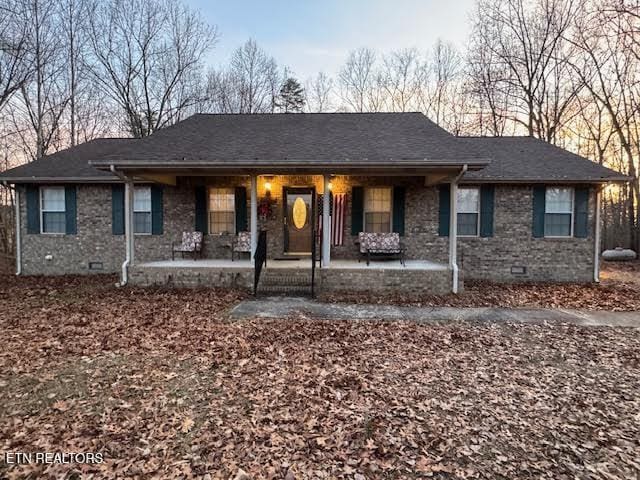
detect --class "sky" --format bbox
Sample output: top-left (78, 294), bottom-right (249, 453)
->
top-left (190, 0), bottom-right (476, 80)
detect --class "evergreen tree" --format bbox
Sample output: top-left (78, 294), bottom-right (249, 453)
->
top-left (275, 77), bottom-right (305, 113)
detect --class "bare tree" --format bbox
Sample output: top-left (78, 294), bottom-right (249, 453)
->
top-left (222, 39), bottom-right (280, 114)
top-left (0, 0), bottom-right (33, 113)
top-left (380, 48), bottom-right (423, 112)
top-left (305, 71), bottom-right (333, 112)
top-left (338, 47), bottom-right (377, 112)
top-left (421, 40), bottom-right (462, 126)
top-left (58, 0), bottom-right (92, 146)
top-left (16, 0), bottom-right (69, 159)
top-left (88, 0), bottom-right (217, 137)
top-left (470, 0), bottom-right (581, 138)
top-left (564, 0), bottom-right (640, 250)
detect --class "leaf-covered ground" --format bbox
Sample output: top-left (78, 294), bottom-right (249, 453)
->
top-left (320, 261), bottom-right (640, 311)
top-left (1, 275), bottom-right (639, 479)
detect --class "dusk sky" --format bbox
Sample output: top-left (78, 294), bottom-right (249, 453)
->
top-left (190, 0), bottom-right (476, 79)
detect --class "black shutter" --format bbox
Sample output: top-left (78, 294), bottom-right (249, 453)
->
top-left (64, 186), bottom-right (77, 234)
top-left (438, 184), bottom-right (450, 237)
top-left (351, 186), bottom-right (363, 235)
top-left (479, 185), bottom-right (495, 237)
top-left (26, 185), bottom-right (40, 234)
top-left (392, 186), bottom-right (406, 236)
top-left (574, 187), bottom-right (589, 238)
top-left (532, 186), bottom-right (546, 238)
top-left (151, 185), bottom-right (163, 235)
top-left (195, 186), bottom-right (208, 234)
top-left (234, 186), bottom-right (247, 233)
top-left (112, 184), bottom-right (125, 235)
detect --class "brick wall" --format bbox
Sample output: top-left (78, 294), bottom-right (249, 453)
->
top-left (18, 180), bottom-right (596, 283)
top-left (458, 185), bottom-right (596, 282)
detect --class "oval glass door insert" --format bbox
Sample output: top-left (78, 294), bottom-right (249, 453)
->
top-left (292, 197), bottom-right (307, 229)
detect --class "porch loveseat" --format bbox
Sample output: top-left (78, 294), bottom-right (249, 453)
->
top-left (358, 232), bottom-right (405, 266)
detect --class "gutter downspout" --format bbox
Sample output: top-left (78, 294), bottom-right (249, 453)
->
top-left (110, 165), bottom-right (132, 286)
top-left (594, 186), bottom-right (602, 283)
top-left (3, 182), bottom-right (20, 275)
top-left (449, 165), bottom-right (468, 294)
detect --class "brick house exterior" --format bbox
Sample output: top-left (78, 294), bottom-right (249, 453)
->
top-left (1, 113), bottom-right (627, 294)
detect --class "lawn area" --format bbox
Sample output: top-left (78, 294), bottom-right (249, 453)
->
top-left (0, 275), bottom-right (639, 479)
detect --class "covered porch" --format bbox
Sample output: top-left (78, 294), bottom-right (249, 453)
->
top-left (129, 257), bottom-right (456, 296)
top-left (106, 167), bottom-right (479, 295)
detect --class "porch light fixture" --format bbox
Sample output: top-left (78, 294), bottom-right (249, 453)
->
top-left (263, 175), bottom-right (274, 194)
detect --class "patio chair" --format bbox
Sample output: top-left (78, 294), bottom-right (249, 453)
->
top-left (172, 231), bottom-right (203, 260)
top-left (358, 232), bottom-right (405, 266)
top-left (231, 231), bottom-right (252, 261)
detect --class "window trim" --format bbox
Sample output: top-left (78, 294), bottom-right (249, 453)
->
top-left (40, 186), bottom-right (66, 235)
top-left (133, 186), bottom-right (152, 236)
top-left (544, 186), bottom-right (574, 238)
top-left (363, 186), bottom-right (393, 233)
top-left (207, 187), bottom-right (236, 235)
top-left (456, 186), bottom-right (480, 238)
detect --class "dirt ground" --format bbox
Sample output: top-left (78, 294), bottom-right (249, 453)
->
top-left (0, 274), bottom-right (639, 479)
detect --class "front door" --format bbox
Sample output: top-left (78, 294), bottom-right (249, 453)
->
top-left (284, 187), bottom-right (314, 254)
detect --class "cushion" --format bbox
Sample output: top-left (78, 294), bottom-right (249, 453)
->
top-left (175, 231), bottom-right (203, 252)
top-left (234, 231), bottom-right (251, 252)
top-left (358, 232), bottom-right (400, 254)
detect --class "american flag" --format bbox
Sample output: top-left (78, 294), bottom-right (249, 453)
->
top-left (317, 193), bottom-right (346, 246)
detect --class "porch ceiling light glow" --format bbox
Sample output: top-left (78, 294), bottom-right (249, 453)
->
top-left (264, 181), bottom-right (272, 192)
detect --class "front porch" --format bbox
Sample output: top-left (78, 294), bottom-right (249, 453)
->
top-left (116, 170), bottom-right (469, 295)
top-left (129, 257), bottom-right (457, 295)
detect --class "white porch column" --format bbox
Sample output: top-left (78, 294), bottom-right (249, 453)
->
top-left (322, 174), bottom-right (331, 267)
top-left (124, 180), bottom-right (135, 266)
top-left (250, 175), bottom-right (258, 260)
top-left (594, 187), bottom-right (602, 282)
top-left (449, 180), bottom-right (458, 294)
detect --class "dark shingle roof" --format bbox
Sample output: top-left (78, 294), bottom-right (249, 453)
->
top-left (90, 112), bottom-right (489, 168)
top-left (0, 138), bottom-right (132, 182)
top-left (459, 136), bottom-right (628, 183)
top-left (0, 114), bottom-right (628, 183)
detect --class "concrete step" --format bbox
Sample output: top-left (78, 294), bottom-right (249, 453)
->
top-left (257, 284), bottom-right (313, 296)
top-left (260, 275), bottom-right (313, 286)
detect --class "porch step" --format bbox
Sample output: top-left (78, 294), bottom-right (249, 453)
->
top-left (257, 284), bottom-right (313, 296)
top-left (257, 267), bottom-right (314, 296)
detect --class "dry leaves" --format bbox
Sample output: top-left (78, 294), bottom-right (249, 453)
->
top-left (320, 261), bottom-right (640, 311)
top-left (0, 274), bottom-right (639, 479)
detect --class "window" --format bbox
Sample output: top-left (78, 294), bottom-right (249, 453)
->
top-left (208, 188), bottom-right (235, 234)
top-left (41, 187), bottom-right (66, 234)
top-left (364, 187), bottom-right (392, 233)
top-left (457, 187), bottom-right (479, 236)
top-left (544, 187), bottom-right (573, 237)
top-left (133, 186), bottom-right (152, 234)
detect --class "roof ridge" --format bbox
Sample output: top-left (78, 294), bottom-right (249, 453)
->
top-left (192, 111), bottom-right (425, 116)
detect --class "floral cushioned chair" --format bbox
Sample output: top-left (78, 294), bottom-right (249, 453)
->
top-left (172, 231), bottom-right (203, 260)
top-left (232, 231), bottom-right (252, 261)
top-left (358, 232), bottom-right (405, 266)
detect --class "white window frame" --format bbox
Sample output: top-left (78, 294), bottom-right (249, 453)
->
top-left (40, 186), bottom-right (66, 234)
top-left (133, 186), bottom-right (152, 235)
top-left (544, 187), bottom-right (574, 238)
top-left (208, 187), bottom-right (236, 235)
top-left (456, 187), bottom-right (480, 237)
top-left (363, 187), bottom-right (392, 233)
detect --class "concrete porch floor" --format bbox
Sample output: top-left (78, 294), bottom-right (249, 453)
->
top-left (137, 258), bottom-right (448, 271)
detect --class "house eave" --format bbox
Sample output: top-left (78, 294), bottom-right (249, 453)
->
top-left (0, 176), bottom-right (120, 184)
top-left (459, 176), bottom-right (631, 184)
top-left (91, 158), bottom-right (490, 175)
